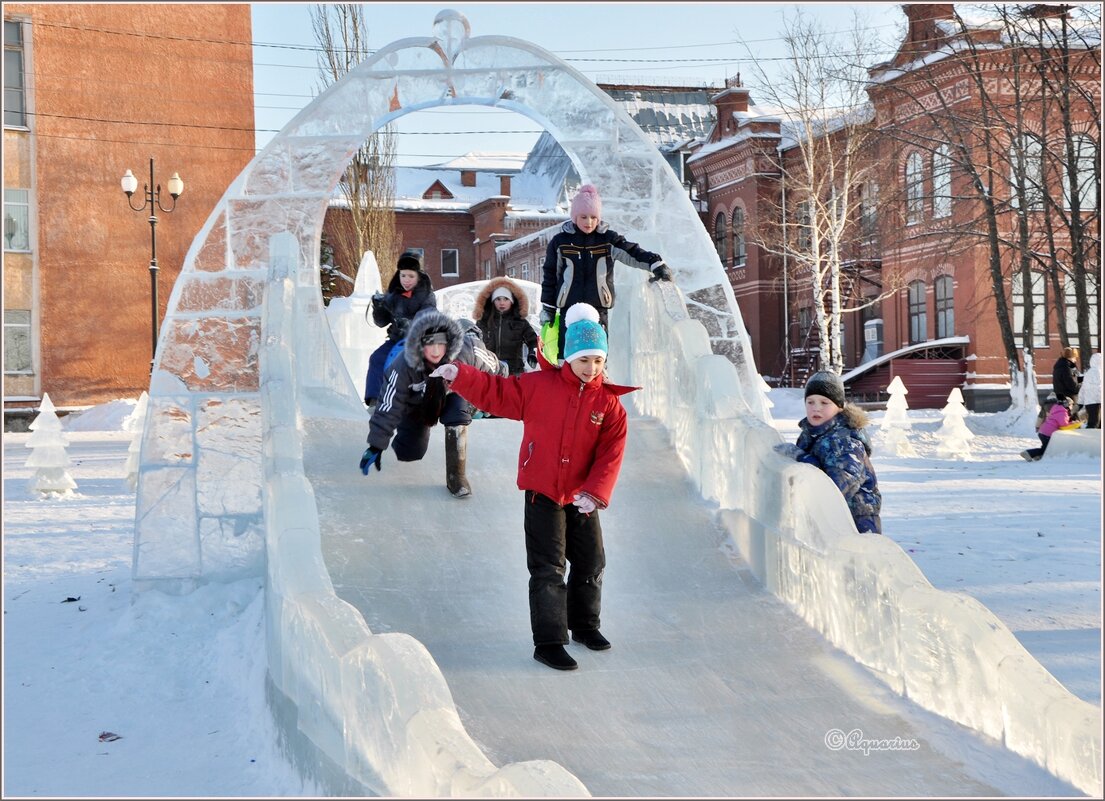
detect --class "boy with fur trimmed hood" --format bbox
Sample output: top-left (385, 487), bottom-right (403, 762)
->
top-left (359, 308), bottom-right (504, 498)
top-left (473, 277), bottom-right (540, 375)
top-left (792, 371), bottom-right (883, 534)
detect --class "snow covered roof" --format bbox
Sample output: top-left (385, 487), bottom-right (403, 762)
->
top-left (425, 152), bottom-right (528, 172)
top-left (599, 85), bottom-right (716, 149)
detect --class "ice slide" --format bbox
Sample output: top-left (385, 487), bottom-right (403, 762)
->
top-left (302, 412), bottom-right (1080, 797)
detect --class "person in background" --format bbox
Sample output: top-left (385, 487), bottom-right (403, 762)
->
top-left (1075, 352), bottom-right (1101, 429)
top-left (473, 277), bottom-right (540, 376)
top-left (1051, 346), bottom-right (1082, 403)
top-left (788, 371), bottom-right (883, 534)
top-left (539, 184), bottom-right (672, 360)
top-left (429, 303), bottom-right (636, 671)
top-left (363, 250), bottom-right (436, 408)
top-left (1022, 395), bottom-right (1079, 461)
top-left (359, 309), bottom-right (503, 498)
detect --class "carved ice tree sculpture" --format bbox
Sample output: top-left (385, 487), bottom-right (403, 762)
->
top-left (879, 375), bottom-right (917, 457)
top-left (935, 387), bottom-right (973, 459)
top-left (133, 9), bottom-right (764, 587)
top-left (26, 393), bottom-right (78, 496)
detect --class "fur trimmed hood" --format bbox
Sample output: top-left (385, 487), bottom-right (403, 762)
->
top-left (473, 277), bottom-right (530, 319)
top-left (839, 403), bottom-right (870, 430)
top-left (403, 309), bottom-right (464, 368)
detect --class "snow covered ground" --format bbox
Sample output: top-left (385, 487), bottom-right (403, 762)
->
top-left (2, 391), bottom-right (1100, 796)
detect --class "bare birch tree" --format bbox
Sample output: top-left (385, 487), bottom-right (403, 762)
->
top-left (744, 10), bottom-right (899, 376)
top-left (311, 4), bottom-right (402, 296)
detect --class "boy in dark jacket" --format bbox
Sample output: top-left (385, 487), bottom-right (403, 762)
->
top-left (473, 277), bottom-right (539, 375)
top-left (431, 303), bottom-right (637, 671)
top-left (791, 371), bottom-right (883, 534)
top-left (360, 309), bottom-right (503, 498)
top-left (363, 250), bottom-right (437, 407)
top-left (540, 184), bottom-right (672, 359)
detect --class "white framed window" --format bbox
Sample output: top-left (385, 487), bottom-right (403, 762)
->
top-left (3, 309), bottom-right (31, 373)
top-left (4, 20), bottom-right (26, 128)
top-left (1010, 134), bottom-right (1045, 210)
top-left (482, 259), bottom-right (491, 280)
top-left (1064, 276), bottom-right (1100, 351)
top-left (4, 188), bottom-right (30, 251)
top-left (932, 144), bottom-right (951, 219)
top-left (796, 200), bottom-right (812, 251)
top-left (1011, 269), bottom-right (1047, 348)
top-left (440, 248), bottom-right (458, 277)
top-left (908, 280), bottom-right (927, 343)
top-left (861, 181), bottom-right (878, 240)
top-left (1064, 134), bottom-right (1098, 211)
top-left (935, 274), bottom-right (954, 338)
top-left (905, 152), bottom-right (924, 224)
top-left (520, 261), bottom-right (530, 281)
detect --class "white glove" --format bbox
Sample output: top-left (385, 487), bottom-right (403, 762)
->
top-left (572, 493), bottom-right (597, 515)
top-left (429, 364), bottom-right (458, 381)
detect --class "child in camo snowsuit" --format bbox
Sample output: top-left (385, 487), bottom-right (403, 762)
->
top-left (792, 371), bottom-right (882, 534)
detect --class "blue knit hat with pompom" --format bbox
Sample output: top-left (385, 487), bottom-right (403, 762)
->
top-left (562, 303), bottom-right (607, 363)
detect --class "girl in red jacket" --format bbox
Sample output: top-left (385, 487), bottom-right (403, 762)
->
top-left (431, 303), bottom-right (637, 671)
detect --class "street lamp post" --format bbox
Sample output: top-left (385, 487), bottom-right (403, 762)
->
top-left (121, 158), bottom-right (184, 373)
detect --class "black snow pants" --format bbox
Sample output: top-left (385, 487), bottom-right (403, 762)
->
top-left (523, 490), bottom-right (606, 646)
top-left (391, 392), bottom-right (472, 461)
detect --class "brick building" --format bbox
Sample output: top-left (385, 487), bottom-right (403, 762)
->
top-left (687, 3), bottom-right (1099, 408)
top-left (3, 5), bottom-right (254, 416)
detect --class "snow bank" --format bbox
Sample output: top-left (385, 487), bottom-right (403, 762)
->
top-left (64, 398), bottom-right (137, 431)
top-left (1043, 429), bottom-right (1102, 460)
top-left (610, 271), bottom-right (1103, 799)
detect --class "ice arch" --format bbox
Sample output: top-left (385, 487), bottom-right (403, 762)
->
top-left (133, 9), bottom-right (765, 587)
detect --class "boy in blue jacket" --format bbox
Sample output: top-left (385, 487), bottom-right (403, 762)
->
top-left (790, 371), bottom-right (882, 534)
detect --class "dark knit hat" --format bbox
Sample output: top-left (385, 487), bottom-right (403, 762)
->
top-left (804, 370), bottom-right (846, 408)
top-left (396, 250), bottom-right (424, 272)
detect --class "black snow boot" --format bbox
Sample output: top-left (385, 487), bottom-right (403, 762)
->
top-left (571, 629), bottom-right (611, 651)
top-left (534, 644), bottom-right (578, 671)
top-left (445, 425), bottom-right (471, 498)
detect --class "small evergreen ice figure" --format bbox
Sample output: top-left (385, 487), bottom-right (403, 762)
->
top-left (25, 393), bottom-right (78, 496)
top-left (879, 375), bottom-right (917, 456)
top-left (935, 387), bottom-right (974, 459)
top-left (123, 392), bottom-right (149, 491)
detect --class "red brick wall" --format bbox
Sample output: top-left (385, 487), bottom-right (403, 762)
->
top-left (4, 4), bottom-right (254, 406)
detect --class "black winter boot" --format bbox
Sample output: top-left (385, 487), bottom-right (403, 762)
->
top-left (534, 644), bottom-right (578, 671)
top-left (571, 629), bottom-right (611, 651)
top-left (445, 425), bottom-right (471, 498)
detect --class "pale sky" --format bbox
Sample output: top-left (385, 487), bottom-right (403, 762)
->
top-left (250, 2), bottom-right (906, 164)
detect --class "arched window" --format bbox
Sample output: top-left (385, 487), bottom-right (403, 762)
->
top-left (732, 207), bottom-right (746, 266)
top-left (1064, 134), bottom-right (1099, 211)
top-left (908, 280), bottom-right (927, 343)
top-left (934, 274), bottom-right (954, 338)
top-left (714, 211), bottom-right (728, 264)
top-left (932, 145), bottom-right (952, 218)
top-left (1011, 134), bottom-right (1045, 210)
top-left (1011, 270), bottom-right (1047, 347)
top-left (905, 152), bottom-right (924, 224)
